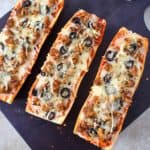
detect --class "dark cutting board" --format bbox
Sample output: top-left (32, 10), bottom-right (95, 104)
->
top-left (0, 0), bottom-right (150, 150)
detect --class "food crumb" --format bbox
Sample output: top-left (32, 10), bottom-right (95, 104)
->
top-left (56, 126), bottom-right (63, 135)
top-left (63, 123), bottom-right (67, 127)
top-left (146, 77), bottom-right (149, 81)
top-left (50, 145), bottom-right (55, 149)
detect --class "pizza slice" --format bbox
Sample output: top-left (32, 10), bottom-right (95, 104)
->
top-left (74, 27), bottom-right (149, 149)
top-left (0, 0), bottom-right (64, 104)
top-left (26, 9), bottom-right (106, 124)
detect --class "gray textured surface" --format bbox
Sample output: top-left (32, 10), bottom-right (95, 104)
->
top-left (115, 108), bottom-right (150, 150)
top-left (0, 111), bottom-right (30, 150)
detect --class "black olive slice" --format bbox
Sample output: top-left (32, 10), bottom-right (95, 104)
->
top-left (128, 43), bottom-right (137, 53)
top-left (22, 0), bottom-right (31, 7)
top-left (4, 55), bottom-right (14, 61)
top-left (125, 60), bottom-right (134, 69)
top-left (60, 46), bottom-right (67, 55)
top-left (21, 18), bottom-right (28, 27)
top-left (103, 74), bottom-right (112, 84)
top-left (57, 63), bottom-right (63, 71)
top-left (0, 42), bottom-right (5, 50)
top-left (60, 87), bottom-right (70, 99)
top-left (48, 112), bottom-right (55, 120)
top-left (69, 32), bottom-right (77, 40)
top-left (84, 37), bottom-right (93, 47)
top-left (32, 89), bottom-right (38, 96)
top-left (87, 21), bottom-right (94, 29)
top-left (105, 50), bottom-right (117, 61)
top-left (35, 21), bottom-right (44, 32)
top-left (41, 71), bottom-right (46, 76)
top-left (46, 5), bottom-right (50, 14)
top-left (88, 128), bottom-right (97, 136)
top-left (72, 17), bottom-right (81, 25)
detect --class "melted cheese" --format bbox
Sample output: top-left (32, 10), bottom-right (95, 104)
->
top-left (0, 0), bottom-right (61, 93)
top-left (0, 72), bottom-right (11, 90)
top-left (28, 10), bottom-right (104, 124)
top-left (77, 29), bottom-right (145, 142)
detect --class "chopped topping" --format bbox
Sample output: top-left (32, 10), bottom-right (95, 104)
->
top-left (60, 87), bottom-right (70, 99)
top-left (72, 17), bottom-right (81, 25)
top-left (69, 32), bottom-right (77, 39)
top-left (22, 0), bottom-right (32, 8)
top-left (32, 89), bottom-right (38, 96)
top-left (84, 37), bottom-right (93, 47)
top-left (47, 111), bottom-right (55, 120)
top-left (125, 60), bottom-right (134, 69)
top-left (103, 74), bottom-right (112, 84)
top-left (60, 46), bottom-right (68, 55)
top-left (105, 50), bottom-right (117, 61)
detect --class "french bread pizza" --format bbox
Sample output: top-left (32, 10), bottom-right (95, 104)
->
top-left (26, 9), bottom-right (106, 124)
top-left (0, 0), bottom-right (64, 104)
top-left (74, 27), bottom-right (149, 149)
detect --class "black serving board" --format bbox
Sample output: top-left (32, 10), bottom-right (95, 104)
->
top-left (0, 0), bottom-right (150, 150)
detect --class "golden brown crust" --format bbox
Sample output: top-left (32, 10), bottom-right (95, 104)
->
top-left (0, 0), bottom-right (64, 104)
top-left (74, 27), bottom-right (149, 149)
top-left (26, 9), bottom-right (106, 124)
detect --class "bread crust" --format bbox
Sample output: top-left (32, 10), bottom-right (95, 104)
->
top-left (26, 9), bottom-right (106, 124)
top-left (74, 27), bottom-right (149, 149)
top-left (0, 0), bottom-right (64, 104)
